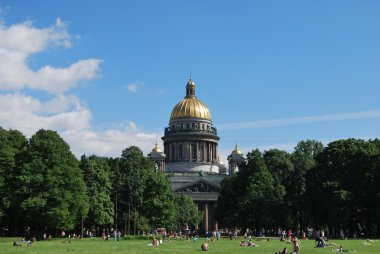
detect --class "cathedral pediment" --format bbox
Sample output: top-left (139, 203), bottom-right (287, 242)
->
top-left (174, 179), bottom-right (221, 193)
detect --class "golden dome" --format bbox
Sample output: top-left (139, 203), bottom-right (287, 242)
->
top-left (232, 143), bottom-right (242, 155)
top-left (170, 97), bottom-right (211, 121)
top-left (170, 78), bottom-right (211, 121)
top-left (152, 143), bottom-right (162, 153)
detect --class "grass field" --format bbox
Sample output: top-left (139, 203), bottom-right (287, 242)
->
top-left (0, 237), bottom-right (379, 254)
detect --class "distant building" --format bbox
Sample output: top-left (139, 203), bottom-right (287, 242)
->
top-left (148, 78), bottom-right (245, 232)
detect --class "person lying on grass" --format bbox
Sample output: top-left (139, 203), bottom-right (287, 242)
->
top-left (332, 245), bottom-right (357, 253)
top-left (240, 239), bottom-right (259, 247)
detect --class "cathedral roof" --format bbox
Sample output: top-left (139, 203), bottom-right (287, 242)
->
top-left (231, 143), bottom-right (242, 155)
top-left (151, 142), bottom-right (162, 153)
top-left (170, 78), bottom-right (211, 121)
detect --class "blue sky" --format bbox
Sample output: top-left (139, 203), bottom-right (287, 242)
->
top-left (0, 1), bottom-right (379, 160)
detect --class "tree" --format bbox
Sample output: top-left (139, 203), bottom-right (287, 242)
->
top-left (175, 195), bottom-right (203, 230)
top-left (217, 150), bottom-right (285, 230)
top-left (291, 140), bottom-right (323, 229)
top-left (118, 146), bottom-right (179, 233)
top-left (242, 150), bottom-right (285, 230)
top-left (307, 139), bottom-right (379, 236)
top-left (80, 155), bottom-right (114, 230)
top-left (14, 129), bottom-right (89, 235)
top-left (0, 128), bottom-right (28, 229)
top-left (142, 171), bottom-right (178, 230)
top-left (216, 175), bottom-right (240, 228)
top-left (119, 146), bottom-right (150, 234)
top-left (264, 149), bottom-right (294, 228)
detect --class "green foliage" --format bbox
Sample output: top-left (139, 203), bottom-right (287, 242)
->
top-left (80, 155), bottom-right (114, 227)
top-left (264, 149), bottom-right (294, 227)
top-left (0, 128), bottom-right (27, 222)
top-left (175, 195), bottom-right (203, 230)
top-left (2, 125), bottom-right (380, 237)
top-left (118, 146), bottom-right (178, 233)
top-left (142, 172), bottom-right (177, 229)
top-left (307, 138), bottom-right (380, 236)
top-left (13, 129), bottom-right (89, 233)
top-left (217, 150), bottom-right (285, 230)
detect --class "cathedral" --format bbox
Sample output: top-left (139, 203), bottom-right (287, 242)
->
top-left (148, 78), bottom-right (245, 232)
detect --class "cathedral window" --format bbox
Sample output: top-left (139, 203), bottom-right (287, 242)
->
top-left (199, 143), bottom-right (204, 162)
top-left (185, 143), bottom-right (190, 161)
top-left (191, 144), bottom-right (197, 161)
top-left (206, 143), bottom-right (210, 162)
top-left (178, 144), bottom-right (183, 161)
top-left (171, 144), bottom-right (176, 162)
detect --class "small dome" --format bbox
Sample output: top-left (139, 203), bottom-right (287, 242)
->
top-left (231, 143), bottom-right (242, 155)
top-left (152, 143), bottom-right (162, 153)
top-left (187, 78), bottom-right (195, 87)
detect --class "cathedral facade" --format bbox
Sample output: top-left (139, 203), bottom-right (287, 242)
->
top-left (148, 78), bottom-right (245, 232)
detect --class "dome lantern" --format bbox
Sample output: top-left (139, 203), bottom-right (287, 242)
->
top-left (186, 78), bottom-right (195, 97)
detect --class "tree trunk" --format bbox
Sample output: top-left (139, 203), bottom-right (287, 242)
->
top-left (128, 201), bottom-right (131, 235)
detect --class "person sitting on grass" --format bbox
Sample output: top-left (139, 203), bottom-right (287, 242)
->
top-left (292, 237), bottom-right (300, 254)
top-left (147, 237), bottom-right (158, 246)
top-left (201, 242), bottom-right (209, 251)
top-left (247, 239), bottom-right (258, 247)
top-left (315, 235), bottom-right (326, 247)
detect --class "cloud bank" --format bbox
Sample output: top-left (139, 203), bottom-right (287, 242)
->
top-left (0, 18), bottom-right (159, 157)
top-left (0, 18), bottom-right (102, 93)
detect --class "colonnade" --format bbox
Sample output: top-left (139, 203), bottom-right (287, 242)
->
top-left (195, 202), bottom-right (217, 232)
top-left (164, 141), bottom-right (217, 163)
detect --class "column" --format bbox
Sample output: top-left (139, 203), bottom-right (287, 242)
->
top-left (196, 142), bottom-right (199, 162)
top-left (168, 144), bottom-right (171, 162)
top-left (189, 142), bottom-right (192, 162)
top-left (204, 203), bottom-right (209, 232)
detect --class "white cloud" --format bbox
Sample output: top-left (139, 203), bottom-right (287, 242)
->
top-left (218, 110), bottom-right (380, 130)
top-left (0, 93), bottom-right (91, 137)
top-left (0, 18), bottom-right (102, 93)
top-left (125, 81), bottom-right (144, 93)
top-left (61, 125), bottom-right (161, 158)
top-left (0, 17), bottom-right (161, 158)
top-left (0, 92), bottom-right (161, 157)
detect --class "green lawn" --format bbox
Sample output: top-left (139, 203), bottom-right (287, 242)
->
top-left (0, 237), bottom-right (379, 254)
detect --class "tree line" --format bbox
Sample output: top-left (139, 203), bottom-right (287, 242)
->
top-left (216, 139), bottom-right (380, 237)
top-left (0, 128), bottom-right (201, 237)
top-left (1, 127), bottom-right (380, 238)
